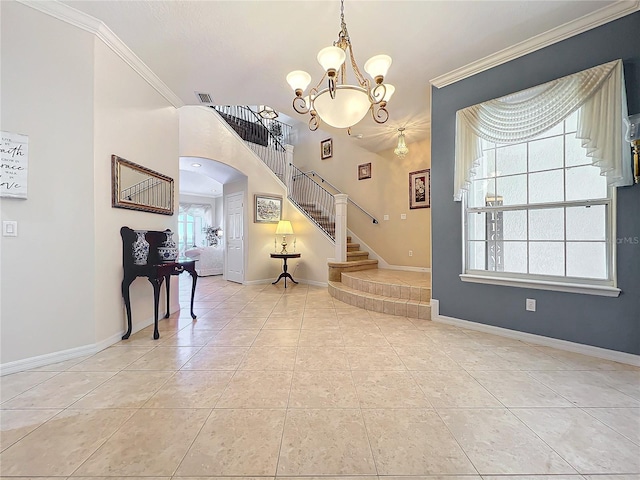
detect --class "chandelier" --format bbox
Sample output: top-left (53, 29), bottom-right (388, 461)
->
top-left (394, 127), bottom-right (409, 158)
top-left (286, 0), bottom-right (394, 131)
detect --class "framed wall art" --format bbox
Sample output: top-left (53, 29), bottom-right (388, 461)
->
top-left (321, 138), bottom-right (333, 159)
top-left (254, 194), bottom-right (282, 223)
top-left (358, 162), bottom-right (371, 180)
top-left (1, 131), bottom-right (29, 199)
top-left (409, 168), bottom-right (430, 209)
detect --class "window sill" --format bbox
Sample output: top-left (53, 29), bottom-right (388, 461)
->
top-left (459, 274), bottom-right (621, 297)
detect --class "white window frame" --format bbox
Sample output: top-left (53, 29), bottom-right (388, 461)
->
top-left (460, 134), bottom-right (620, 298)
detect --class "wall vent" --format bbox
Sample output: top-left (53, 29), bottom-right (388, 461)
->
top-left (195, 92), bottom-right (213, 104)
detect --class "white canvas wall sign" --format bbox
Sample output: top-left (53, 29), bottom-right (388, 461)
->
top-left (1, 131), bottom-right (29, 199)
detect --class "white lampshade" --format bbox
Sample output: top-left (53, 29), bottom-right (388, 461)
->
top-left (313, 86), bottom-right (371, 129)
top-left (317, 46), bottom-right (346, 72)
top-left (286, 70), bottom-right (312, 92)
top-left (275, 220), bottom-right (294, 235)
top-left (364, 54), bottom-right (392, 79)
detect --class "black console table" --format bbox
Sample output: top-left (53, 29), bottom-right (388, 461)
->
top-left (270, 252), bottom-right (301, 288)
top-left (120, 226), bottom-right (198, 340)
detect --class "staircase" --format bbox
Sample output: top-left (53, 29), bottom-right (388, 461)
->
top-left (296, 202), bottom-right (335, 238)
top-left (212, 106), bottom-right (430, 320)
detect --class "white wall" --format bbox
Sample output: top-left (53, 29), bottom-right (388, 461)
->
top-left (92, 39), bottom-right (179, 344)
top-left (0, 2), bottom-right (179, 366)
top-left (293, 126), bottom-right (431, 269)
top-left (1, 2), bottom-right (96, 363)
top-left (181, 106), bottom-right (334, 284)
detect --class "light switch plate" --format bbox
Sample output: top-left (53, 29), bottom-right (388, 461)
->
top-left (3, 220), bottom-right (18, 237)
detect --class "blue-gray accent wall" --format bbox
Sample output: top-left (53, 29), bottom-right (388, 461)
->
top-left (431, 12), bottom-right (640, 355)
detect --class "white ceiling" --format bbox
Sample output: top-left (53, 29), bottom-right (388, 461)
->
top-left (56, 0), bottom-right (625, 195)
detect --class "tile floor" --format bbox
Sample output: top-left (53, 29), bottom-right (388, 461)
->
top-left (1, 275), bottom-right (639, 478)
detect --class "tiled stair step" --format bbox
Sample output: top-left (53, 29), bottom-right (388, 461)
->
top-left (347, 251), bottom-right (369, 261)
top-left (329, 281), bottom-right (431, 320)
top-left (342, 271), bottom-right (431, 302)
top-left (327, 259), bottom-right (378, 282)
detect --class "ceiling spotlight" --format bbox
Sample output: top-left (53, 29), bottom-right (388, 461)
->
top-left (286, 0), bottom-right (394, 131)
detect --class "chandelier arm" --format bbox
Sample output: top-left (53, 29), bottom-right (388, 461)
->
top-left (372, 104), bottom-right (389, 124)
top-left (371, 83), bottom-right (386, 105)
top-left (309, 115), bottom-right (320, 131)
top-left (309, 86), bottom-right (319, 110)
top-left (292, 96), bottom-right (309, 114)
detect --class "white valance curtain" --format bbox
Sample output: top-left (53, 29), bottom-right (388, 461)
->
top-left (179, 203), bottom-right (213, 221)
top-left (454, 59), bottom-right (632, 201)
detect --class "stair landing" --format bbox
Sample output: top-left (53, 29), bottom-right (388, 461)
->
top-left (329, 269), bottom-right (431, 320)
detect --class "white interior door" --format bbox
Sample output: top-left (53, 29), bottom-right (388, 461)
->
top-left (225, 192), bottom-right (244, 283)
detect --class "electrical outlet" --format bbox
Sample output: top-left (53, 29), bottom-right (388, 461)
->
top-left (383, 215), bottom-right (389, 221)
top-left (409, 250), bottom-right (413, 257)
top-left (400, 214), bottom-right (407, 220)
top-left (526, 298), bottom-right (536, 312)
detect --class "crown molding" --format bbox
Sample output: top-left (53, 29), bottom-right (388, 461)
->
top-left (17, 0), bottom-right (184, 108)
top-left (431, 1), bottom-right (640, 88)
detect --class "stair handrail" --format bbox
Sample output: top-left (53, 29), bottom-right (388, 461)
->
top-left (303, 170), bottom-right (379, 224)
top-left (211, 105), bottom-right (290, 152)
top-left (211, 105), bottom-right (293, 182)
top-left (288, 163), bottom-right (336, 241)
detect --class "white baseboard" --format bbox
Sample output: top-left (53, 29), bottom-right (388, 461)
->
top-left (430, 299), bottom-right (640, 367)
top-left (0, 312), bottom-right (163, 377)
top-left (385, 265), bottom-right (431, 273)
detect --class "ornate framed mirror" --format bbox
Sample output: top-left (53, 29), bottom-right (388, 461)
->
top-left (111, 155), bottom-right (174, 215)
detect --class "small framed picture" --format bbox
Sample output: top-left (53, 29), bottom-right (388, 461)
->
top-left (254, 194), bottom-right (282, 223)
top-left (321, 138), bottom-right (333, 159)
top-left (409, 169), bottom-right (430, 209)
top-left (358, 162), bottom-right (371, 180)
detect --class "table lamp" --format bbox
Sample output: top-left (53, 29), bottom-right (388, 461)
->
top-left (275, 220), bottom-right (294, 254)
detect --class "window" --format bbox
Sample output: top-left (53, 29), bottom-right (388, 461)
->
top-left (462, 112), bottom-right (619, 295)
top-left (455, 60), bottom-right (631, 297)
top-left (177, 206), bottom-right (208, 253)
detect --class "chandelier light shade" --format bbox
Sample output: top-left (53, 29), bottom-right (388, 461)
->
top-left (394, 127), bottom-right (409, 158)
top-left (286, 0), bottom-right (394, 131)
